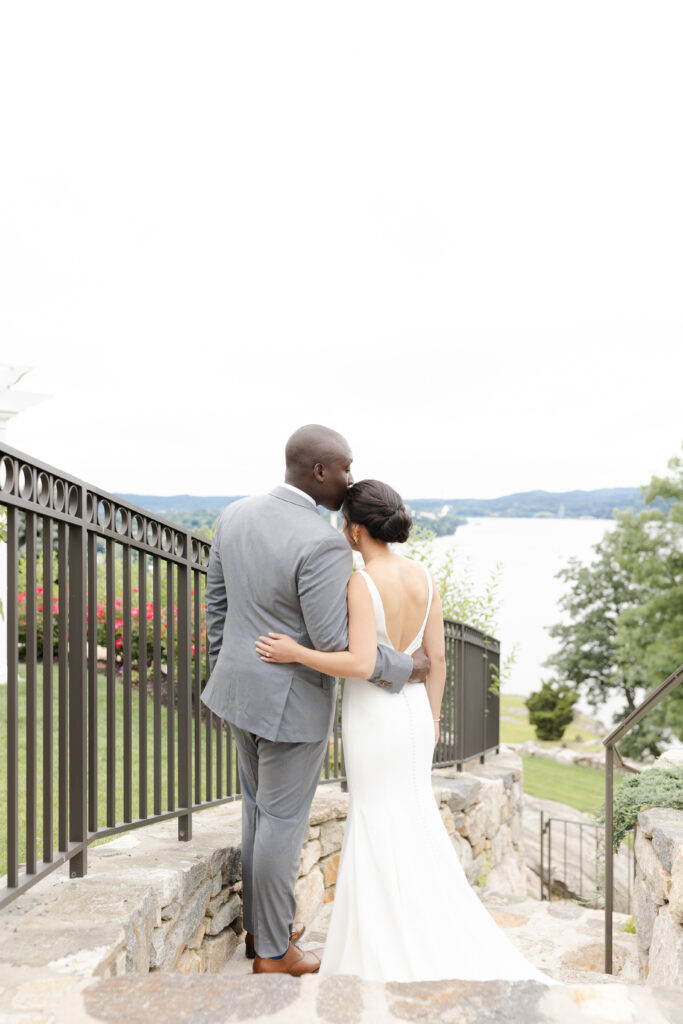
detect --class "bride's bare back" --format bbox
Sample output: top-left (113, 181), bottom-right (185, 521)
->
top-left (362, 553), bottom-right (432, 652)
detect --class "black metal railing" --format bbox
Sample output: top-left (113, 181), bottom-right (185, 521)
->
top-left (435, 619), bottom-right (500, 769)
top-left (539, 810), bottom-right (635, 913)
top-left (602, 662), bottom-right (683, 973)
top-left (0, 442), bottom-right (227, 909)
top-left (1, 442), bottom-right (499, 909)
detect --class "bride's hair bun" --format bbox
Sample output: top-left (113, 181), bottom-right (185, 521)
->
top-left (376, 506), bottom-right (412, 544)
top-left (343, 479), bottom-right (412, 544)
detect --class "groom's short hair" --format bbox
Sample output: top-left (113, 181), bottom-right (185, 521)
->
top-left (285, 424), bottom-right (350, 469)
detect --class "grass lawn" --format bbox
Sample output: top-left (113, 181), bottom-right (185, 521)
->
top-left (520, 754), bottom-right (627, 816)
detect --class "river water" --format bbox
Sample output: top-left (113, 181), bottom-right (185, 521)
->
top-left (428, 517), bottom-right (620, 726)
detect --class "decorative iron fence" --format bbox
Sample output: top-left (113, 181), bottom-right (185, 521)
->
top-left (0, 442), bottom-right (499, 909)
top-left (539, 810), bottom-right (635, 914)
top-left (435, 619), bottom-right (500, 769)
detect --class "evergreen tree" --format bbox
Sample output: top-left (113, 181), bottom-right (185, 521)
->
top-left (525, 679), bottom-right (579, 741)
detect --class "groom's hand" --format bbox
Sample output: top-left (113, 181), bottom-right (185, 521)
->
top-left (407, 646), bottom-right (430, 683)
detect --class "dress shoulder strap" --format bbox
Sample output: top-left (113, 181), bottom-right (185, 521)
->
top-left (357, 569), bottom-right (390, 646)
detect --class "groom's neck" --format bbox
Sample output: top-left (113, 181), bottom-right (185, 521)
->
top-left (284, 475), bottom-right (317, 502)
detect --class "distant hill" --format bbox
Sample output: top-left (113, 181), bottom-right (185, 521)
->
top-left (116, 494), bottom-right (245, 513)
top-left (114, 495), bottom-right (244, 538)
top-left (406, 487), bottom-right (647, 520)
top-left (117, 487), bottom-right (648, 537)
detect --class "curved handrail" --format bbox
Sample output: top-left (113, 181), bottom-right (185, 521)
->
top-left (603, 663), bottom-right (683, 973)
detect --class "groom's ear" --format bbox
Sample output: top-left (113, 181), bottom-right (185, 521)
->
top-left (312, 462), bottom-right (326, 482)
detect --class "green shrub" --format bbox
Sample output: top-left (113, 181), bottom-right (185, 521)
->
top-left (594, 764), bottom-right (683, 852)
top-left (525, 679), bottom-right (579, 741)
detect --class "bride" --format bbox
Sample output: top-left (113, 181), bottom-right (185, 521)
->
top-left (255, 479), bottom-right (559, 986)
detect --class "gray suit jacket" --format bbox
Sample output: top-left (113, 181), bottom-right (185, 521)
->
top-left (200, 485), bottom-right (414, 742)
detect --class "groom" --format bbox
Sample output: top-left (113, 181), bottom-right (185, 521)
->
top-left (201, 424), bottom-right (429, 975)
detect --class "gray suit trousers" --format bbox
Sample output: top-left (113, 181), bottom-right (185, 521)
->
top-left (230, 721), bottom-right (329, 958)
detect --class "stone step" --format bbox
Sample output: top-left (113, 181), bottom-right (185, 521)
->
top-left (3, 897), bottom-right (667, 1024)
top-left (222, 895), bottom-right (641, 989)
top-left (42, 970), bottom-right (683, 1023)
top-left (1, 756), bottom-right (677, 1022)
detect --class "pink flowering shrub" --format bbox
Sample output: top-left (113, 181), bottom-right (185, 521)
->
top-left (17, 551), bottom-right (207, 680)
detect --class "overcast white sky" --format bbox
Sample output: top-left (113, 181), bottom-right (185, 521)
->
top-left (1, 1), bottom-right (682, 500)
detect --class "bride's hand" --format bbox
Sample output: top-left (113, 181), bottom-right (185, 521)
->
top-left (255, 632), bottom-right (299, 664)
top-left (434, 721), bottom-right (440, 748)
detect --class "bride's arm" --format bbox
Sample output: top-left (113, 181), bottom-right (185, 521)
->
top-left (255, 572), bottom-right (376, 677)
top-left (422, 581), bottom-right (446, 742)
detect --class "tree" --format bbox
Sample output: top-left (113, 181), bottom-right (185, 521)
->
top-left (545, 446), bottom-right (683, 758)
top-left (545, 528), bottom-right (645, 717)
top-left (525, 679), bottom-right (579, 741)
top-left (611, 458), bottom-right (683, 755)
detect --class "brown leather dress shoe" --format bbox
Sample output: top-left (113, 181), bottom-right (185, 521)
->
top-left (253, 940), bottom-right (323, 976)
top-left (245, 922), bottom-right (305, 959)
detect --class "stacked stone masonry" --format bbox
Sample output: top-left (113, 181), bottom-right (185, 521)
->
top-left (0, 749), bottom-right (529, 979)
top-left (635, 807), bottom-right (683, 989)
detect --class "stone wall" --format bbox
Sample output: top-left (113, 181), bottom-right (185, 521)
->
top-left (0, 748), bottom-right (529, 979)
top-left (152, 841), bottom-right (243, 973)
top-left (634, 806), bottom-right (683, 988)
top-left (294, 788), bottom-right (349, 924)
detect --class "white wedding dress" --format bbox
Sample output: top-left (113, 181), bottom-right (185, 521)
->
top-left (318, 562), bottom-right (559, 985)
